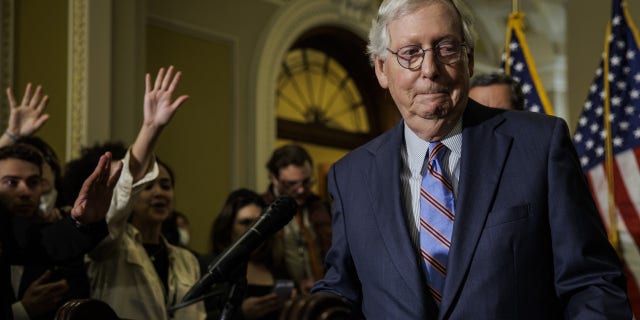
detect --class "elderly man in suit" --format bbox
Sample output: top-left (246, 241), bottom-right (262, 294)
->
top-left (311, 0), bottom-right (631, 319)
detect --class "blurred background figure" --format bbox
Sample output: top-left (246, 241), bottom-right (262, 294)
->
top-left (162, 211), bottom-right (193, 250)
top-left (262, 144), bottom-right (331, 295)
top-left (204, 188), bottom-right (292, 320)
top-left (469, 72), bottom-right (525, 110)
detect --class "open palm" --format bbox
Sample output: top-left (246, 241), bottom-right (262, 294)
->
top-left (143, 66), bottom-right (189, 128)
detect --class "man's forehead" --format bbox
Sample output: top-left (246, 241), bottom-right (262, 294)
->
top-left (278, 162), bottom-right (312, 178)
top-left (0, 158), bottom-right (41, 176)
top-left (390, 1), bottom-right (462, 31)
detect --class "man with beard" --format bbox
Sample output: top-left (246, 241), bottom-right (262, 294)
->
top-left (1, 143), bottom-right (120, 319)
top-left (262, 144), bottom-right (331, 295)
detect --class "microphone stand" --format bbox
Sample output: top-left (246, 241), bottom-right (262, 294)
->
top-left (219, 261), bottom-right (248, 320)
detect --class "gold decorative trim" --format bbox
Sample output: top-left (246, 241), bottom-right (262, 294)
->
top-left (0, 0), bottom-right (14, 128)
top-left (67, 0), bottom-right (88, 160)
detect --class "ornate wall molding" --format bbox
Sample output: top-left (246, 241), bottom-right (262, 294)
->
top-left (67, 0), bottom-right (88, 160)
top-left (0, 0), bottom-right (14, 127)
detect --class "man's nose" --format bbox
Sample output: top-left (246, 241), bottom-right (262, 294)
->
top-left (421, 52), bottom-right (439, 79)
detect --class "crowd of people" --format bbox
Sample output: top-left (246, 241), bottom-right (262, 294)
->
top-left (0, 65), bottom-right (330, 320)
top-left (1, 0), bottom-right (635, 319)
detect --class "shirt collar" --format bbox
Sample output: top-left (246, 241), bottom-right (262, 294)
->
top-left (403, 118), bottom-right (463, 171)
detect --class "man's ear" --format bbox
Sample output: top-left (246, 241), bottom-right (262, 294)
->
top-left (467, 48), bottom-right (474, 78)
top-left (269, 173), bottom-right (278, 186)
top-left (374, 56), bottom-right (390, 89)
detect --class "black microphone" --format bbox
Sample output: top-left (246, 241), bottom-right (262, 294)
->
top-left (182, 196), bottom-right (298, 303)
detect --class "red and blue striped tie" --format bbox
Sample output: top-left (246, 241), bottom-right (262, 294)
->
top-left (419, 141), bottom-right (455, 304)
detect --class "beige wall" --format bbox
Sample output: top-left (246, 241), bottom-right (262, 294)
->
top-left (146, 24), bottom-right (234, 254)
top-left (14, 0), bottom-right (68, 164)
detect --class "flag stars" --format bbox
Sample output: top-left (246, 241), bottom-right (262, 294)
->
top-left (514, 62), bottom-right (524, 72)
top-left (591, 123), bottom-right (600, 133)
top-left (612, 96), bottom-right (622, 106)
top-left (626, 106), bottom-right (635, 114)
top-left (634, 73), bottom-right (640, 82)
top-left (510, 41), bottom-right (519, 51)
top-left (616, 41), bottom-right (626, 50)
top-left (609, 72), bottom-right (616, 82)
top-left (613, 15), bottom-right (622, 26)
top-left (624, 67), bottom-right (632, 74)
top-left (575, 133), bottom-right (583, 142)
top-left (614, 136), bottom-right (624, 147)
top-left (580, 116), bottom-right (589, 126)
top-left (618, 81), bottom-right (627, 90)
top-left (628, 50), bottom-right (636, 60)
top-left (631, 89), bottom-right (640, 99)
top-left (634, 128), bottom-right (640, 138)
top-left (585, 101), bottom-right (593, 110)
top-left (596, 107), bottom-right (604, 116)
top-left (586, 139), bottom-right (595, 150)
top-left (590, 84), bottom-right (598, 93)
top-left (600, 130), bottom-right (608, 139)
top-left (596, 146), bottom-right (605, 156)
top-left (611, 55), bottom-right (622, 66)
top-left (620, 121), bottom-right (630, 130)
top-left (581, 156), bottom-right (590, 166)
top-left (530, 105), bottom-right (541, 113)
top-left (522, 83), bottom-right (532, 94)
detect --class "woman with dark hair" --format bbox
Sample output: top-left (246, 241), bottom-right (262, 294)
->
top-left (85, 66), bottom-right (204, 320)
top-left (205, 188), bottom-right (292, 320)
top-left (87, 158), bottom-right (205, 320)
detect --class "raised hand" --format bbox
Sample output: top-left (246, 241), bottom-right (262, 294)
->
top-left (129, 66), bottom-right (188, 182)
top-left (5, 83), bottom-right (50, 138)
top-left (70, 152), bottom-right (123, 225)
top-left (143, 66), bottom-right (189, 129)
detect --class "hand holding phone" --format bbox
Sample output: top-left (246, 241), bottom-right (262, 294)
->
top-left (272, 279), bottom-right (295, 300)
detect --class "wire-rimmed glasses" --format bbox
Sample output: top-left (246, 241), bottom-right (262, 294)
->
top-left (386, 41), bottom-right (467, 70)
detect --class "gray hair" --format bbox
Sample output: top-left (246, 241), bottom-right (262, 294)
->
top-left (367, 0), bottom-right (477, 65)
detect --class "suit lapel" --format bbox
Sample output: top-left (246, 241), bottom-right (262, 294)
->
top-left (440, 102), bottom-right (512, 317)
top-left (366, 122), bottom-right (427, 299)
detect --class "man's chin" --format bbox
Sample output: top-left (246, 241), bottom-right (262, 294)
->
top-left (13, 207), bottom-right (38, 217)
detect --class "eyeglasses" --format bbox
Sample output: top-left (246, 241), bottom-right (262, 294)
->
top-left (279, 177), bottom-right (316, 190)
top-left (386, 41), bottom-right (467, 70)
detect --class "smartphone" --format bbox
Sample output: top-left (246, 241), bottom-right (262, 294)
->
top-left (48, 266), bottom-right (70, 282)
top-left (272, 279), bottom-right (295, 300)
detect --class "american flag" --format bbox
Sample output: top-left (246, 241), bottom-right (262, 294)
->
top-left (500, 12), bottom-right (554, 114)
top-left (573, 0), bottom-right (640, 316)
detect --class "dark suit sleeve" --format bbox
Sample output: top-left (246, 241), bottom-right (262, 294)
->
top-left (0, 208), bottom-right (13, 320)
top-left (547, 118), bottom-right (631, 318)
top-left (311, 165), bottom-right (362, 313)
top-left (40, 216), bottom-right (109, 262)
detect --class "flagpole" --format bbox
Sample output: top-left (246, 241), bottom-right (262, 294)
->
top-left (603, 20), bottom-right (619, 253)
top-left (512, 0), bottom-right (519, 13)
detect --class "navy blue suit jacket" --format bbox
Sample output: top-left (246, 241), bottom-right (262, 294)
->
top-left (312, 101), bottom-right (631, 319)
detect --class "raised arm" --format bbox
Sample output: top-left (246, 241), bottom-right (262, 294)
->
top-left (129, 66), bottom-right (188, 182)
top-left (0, 83), bottom-right (50, 147)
